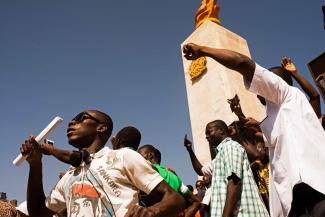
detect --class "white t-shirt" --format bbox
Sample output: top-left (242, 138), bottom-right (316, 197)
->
top-left (247, 64), bottom-right (325, 217)
top-left (45, 147), bottom-right (163, 217)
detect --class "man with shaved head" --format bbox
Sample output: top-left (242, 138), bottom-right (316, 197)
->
top-left (203, 120), bottom-right (269, 217)
top-left (20, 110), bottom-right (184, 217)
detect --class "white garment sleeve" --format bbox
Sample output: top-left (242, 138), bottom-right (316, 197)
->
top-left (246, 63), bottom-right (291, 105)
top-left (45, 174), bottom-right (67, 213)
top-left (179, 182), bottom-right (190, 196)
top-left (201, 187), bottom-right (211, 205)
top-left (122, 149), bottom-right (163, 194)
top-left (201, 162), bottom-right (213, 178)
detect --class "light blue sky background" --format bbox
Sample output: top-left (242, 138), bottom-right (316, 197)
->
top-left (1, 0), bottom-right (324, 203)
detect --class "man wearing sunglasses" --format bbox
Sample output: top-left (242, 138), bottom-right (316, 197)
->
top-left (20, 110), bottom-right (185, 217)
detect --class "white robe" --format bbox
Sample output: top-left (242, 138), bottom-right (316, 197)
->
top-left (246, 64), bottom-right (325, 217)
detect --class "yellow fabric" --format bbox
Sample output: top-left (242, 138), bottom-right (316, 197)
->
top-left (255, 161), bottom-right (270, 194)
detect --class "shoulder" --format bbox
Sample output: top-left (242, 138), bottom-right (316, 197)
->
top-left (116, 147), bottom-right (143, 159)
top-left (223, 138), bottom-right (243, 150)
top-left (220, 139), bottom-right (245, 155)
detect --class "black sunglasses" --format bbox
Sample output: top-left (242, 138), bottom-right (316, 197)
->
top-left (72, 112), bottom-right (103, 124)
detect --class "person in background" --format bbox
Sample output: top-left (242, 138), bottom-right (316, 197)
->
top-left (206, 119), bottom-right (269, 216)
top-left (138, 144), bottom-right (200, 217)
top-left (281, 57), bottom-right (321, 118)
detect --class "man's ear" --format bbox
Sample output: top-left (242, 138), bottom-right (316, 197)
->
top-left (97, 124), bottom-right (108, 133)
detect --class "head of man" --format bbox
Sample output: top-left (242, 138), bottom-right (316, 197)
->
top-left (205, 120), bottom-right (229, 159)
top-left (67, 110), bottom-right (113, 151)
top-left (256, 66), bottom-right (293, 105)
top-left (111, 126), bottom-right (141, 150)
top-left (138, 144), bottom-right (161, 164)
top-left (195, 180), bottom-right (205, 191)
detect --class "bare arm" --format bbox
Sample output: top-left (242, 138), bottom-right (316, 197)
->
top-left (223, 174), bottom-right (242, 217)
top-left (183, 43), bottom-right (256, 83)
top-left (184, 193), bottom-right (201, 217)
top-left (125, 181), bottom-right (185, 217)
top-left (281, 57), bottom-right (321, 117)
top-left (20, 137), bottom-right (55, 217)
top-left (42, 144), bottom-right (75, 165)
top-left (184, 135), bottom-right (204, 176)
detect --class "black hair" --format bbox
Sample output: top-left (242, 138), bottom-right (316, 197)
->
top-left (187, 185), bottom-right (194, 192)
top-left (115, 126), bottom-right (141, 150)
top-left (138, 144), bottom-right (161, 164)
top-left (94, 110), bottom-right (113, 136)
top-left (268, 66), bottom-right (293, 86)
top-left (207, 120), bottom-right (229, 135)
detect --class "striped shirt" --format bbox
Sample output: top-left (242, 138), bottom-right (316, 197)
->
top-left (210, 137), bottom-right (269, 217)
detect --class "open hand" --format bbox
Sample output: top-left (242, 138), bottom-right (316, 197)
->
top-left (183, 43), bottom-right (204, 60)
top-left (281, 57), bottom-right (296, 74)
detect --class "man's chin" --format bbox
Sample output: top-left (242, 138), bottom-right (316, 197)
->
top-left (68, 139), bottom-right (82, 149)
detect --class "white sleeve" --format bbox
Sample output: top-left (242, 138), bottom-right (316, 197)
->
top-left (201, 162), bottom-right (213, 177)
top-left (180, 182), bottom-right (190, 196)
top-left (45, 174), bottom-right (67, 213)
top-left (201, 187), bottom-right (211, 205)
top-left (246, 63), bottom-right (291, 105)
top-left (122, 149), bottom-right (163, 194)
top-left (16, 201), bottom-right (29, 216)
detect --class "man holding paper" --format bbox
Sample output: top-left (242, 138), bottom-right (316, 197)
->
top-left (20, 110), bottom-right (185, 217)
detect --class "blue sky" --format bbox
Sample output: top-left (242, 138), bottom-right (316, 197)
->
top-left (1, 0), bottom-right (324, 203)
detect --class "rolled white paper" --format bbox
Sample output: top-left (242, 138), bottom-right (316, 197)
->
top-left (13, 116), bottom-right (63, 166)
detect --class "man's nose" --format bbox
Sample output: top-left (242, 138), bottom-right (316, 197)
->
top-left (68, 120), bottom-right (76, 127)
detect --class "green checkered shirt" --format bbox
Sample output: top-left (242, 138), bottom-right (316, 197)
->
top-left (210, 137), bottom-right (269, 217)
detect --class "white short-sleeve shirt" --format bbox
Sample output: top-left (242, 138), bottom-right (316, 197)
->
top-left (45, 147), bottom-right (163, 217)
top-left (247, 64), bottom-right (325, 217)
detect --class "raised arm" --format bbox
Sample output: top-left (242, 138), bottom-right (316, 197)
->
top-left (41, 144), bottom-right (82, 167)
top-left (184, 134), bottom-right (204, 176)
top-left (281, 57), bottom-right (321, 117)
top-left (20, 137), bottom-right (55, 217)
top-left (183, 43), bottom-right (256, 83)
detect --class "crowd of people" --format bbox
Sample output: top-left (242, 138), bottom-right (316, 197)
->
top-left (0, 43), bottom-right (322, 217)
top-left (0, 5), bottom-right (324, 217)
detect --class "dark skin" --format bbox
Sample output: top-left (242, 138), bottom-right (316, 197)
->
top-left (138, 147), bottom-right (199, 217)
top-left (20, 110), bottom-right (110, 217)
top-left (223, 175), bottom-right (242, 217)
top-left (21, 110), bottom-right (184, 217)
top-left (183, 135), bottom-right (204, 176)
top-left (183, 43), bottom-right (264, 106)
top-left (125, 181), bottom-right (185, 217)
top-left (204, 123), bottom-right (242, 217)
top-left (281, 57), bottom-right (321, 118)
top-left (183, 43), bottom-right (255, 83)
top-left (138, 147), bottom-right (159, 164)
top-left (41, 143), bottom-right (74, 165)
